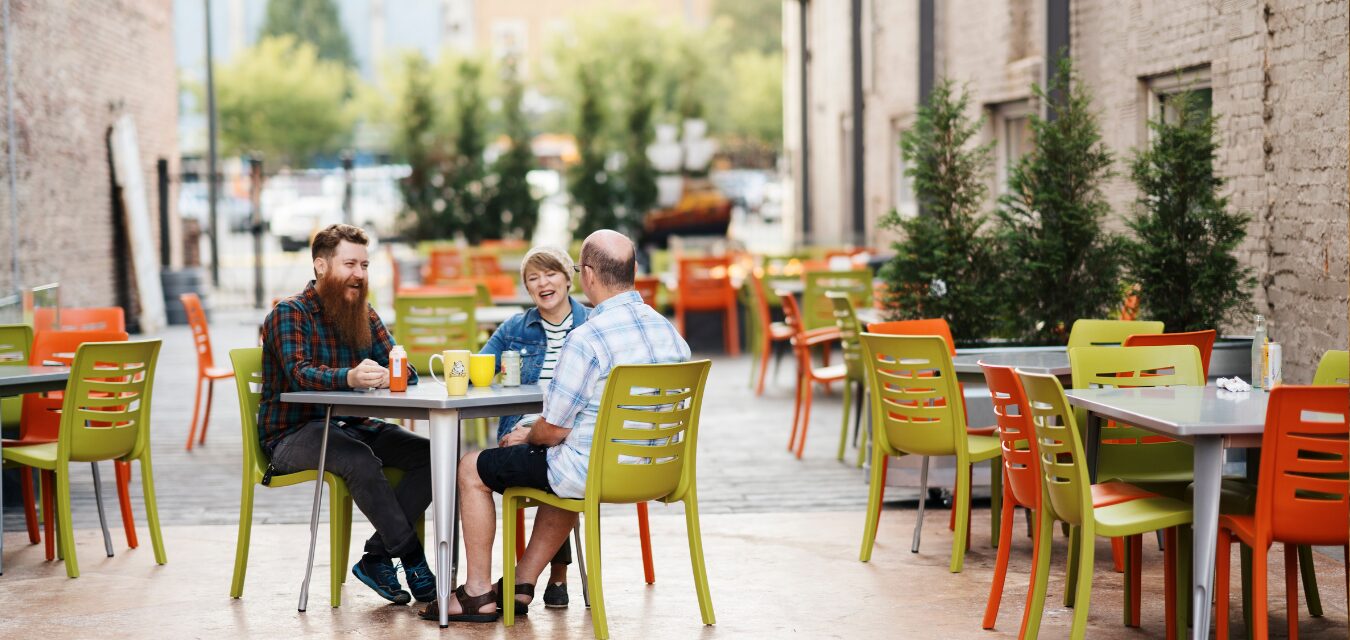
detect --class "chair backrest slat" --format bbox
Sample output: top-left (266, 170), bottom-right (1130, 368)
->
top-left (827, 292), bottom-right (864, 381)
top-left (1312, 350), bottom-right (1349, 386)
top-left (981, 363), bottom-right (1040, 509)
top-left (180, 292), bottom-right (217, 371)
top-left (21, 329), bottom-right (129, 443)
top-left (230, 347), bottom-right (269, 478)
top-left (1017, 370), bottom-right (1092, 526)
top-left (802, 269), bottom-right (871, 332)
top-left (59, 339), bottom-right (160, 463)
top-left (0, 323), bottom-right (34, 427)
top-left (1122, 329), bottom-right (1217, 377)
top-left (859, 333), bottom-right (965, 457)
top-left (393, 293), bottom-right (477, 373)
top-left (1066, 319), bottom-right (1164, 348)
top-left (867, 318), bottom-right (957, 355)
top-left (32, 307), bottom-right (127, 333)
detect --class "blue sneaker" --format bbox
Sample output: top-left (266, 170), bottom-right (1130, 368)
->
top-left (352, 555), bottom-right (412, 605)
top-left (403, 557), bottom-right (438, 603)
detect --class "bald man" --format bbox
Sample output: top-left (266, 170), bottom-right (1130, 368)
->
top-left (422, 230), bottom-right (691, 623)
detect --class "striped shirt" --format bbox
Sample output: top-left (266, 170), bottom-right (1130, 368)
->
top-left (541, 290), bottom-right (691, 499)
top-left (537, 312), bottom-right (574, 384)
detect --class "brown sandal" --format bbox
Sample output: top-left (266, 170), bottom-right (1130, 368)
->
top-left (418, 585), bottom-right (499, 623)
top-left (493, 578), bottom-right (535, 616)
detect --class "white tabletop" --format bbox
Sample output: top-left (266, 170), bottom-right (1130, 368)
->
top-left (1064, 385), bottom-right (1268, 438)
top-left (283, 382), bottom-right (542, 411)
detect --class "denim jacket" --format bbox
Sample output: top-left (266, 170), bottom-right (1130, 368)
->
top-left (479, 296), bottom-right (590, 436)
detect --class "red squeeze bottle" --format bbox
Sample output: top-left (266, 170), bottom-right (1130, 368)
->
top-left (389, 346), bottom-right (408, 392)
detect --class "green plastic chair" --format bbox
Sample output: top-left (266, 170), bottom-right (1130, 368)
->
top-left (801, 269), bottom-right (871, 332)
top-left (0, 323), bottom-right (33, 431)
top-left (502, 360), bottom-right (715, 639)
top-left (1, 339), bottom-right (166, 578)
top-left (1313, 349), bottom-right (1349, 385)
top-left (1069, 345), bottom-right (1204, 487)
top-left (1018, 370), bottom-right (1192, 639)
top-left (393, 293), bottom-right (477, 374)
top-left (827, 292), bottom-right (866, 462)
top-left (1066, 319), bottom-right (1164, 348)
top-left (228, 347), bottom-right (421, 608)
top-left (856, 333), bottom-right (1001, 573)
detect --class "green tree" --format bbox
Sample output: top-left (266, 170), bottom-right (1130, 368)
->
top-left (1123, 91), bottom-right (1253, 331)
top-left (486, 57), bottom-right (540, 239)
top-left (261, 0), bottom-right (354, 68)
top-left (214, 35), bottom-right (353, 168)
top-left (879, 80), bottom-right (1002, 341)
top-left (619, 56), bottom-right (658, 221)
top-left (713, 0), bottom-right (782, 55)
top-left (395, 54), bottom-right (446, 241)
top-left (994, 58), bottom-right (1124, 344)
top-left (569, 66), bottom-right (619, 235)
top-left (724, 49), bottom-right (783, 165)
top-left (443, 59), bottom-right (494, 242)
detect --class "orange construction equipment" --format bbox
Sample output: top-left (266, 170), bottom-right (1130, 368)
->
top-left (674, 257), bottom-right (739, 356)
top-left (1214, 385), bottom-right (1349, 640)
top-left (182, 293), bottom-right (234, 451)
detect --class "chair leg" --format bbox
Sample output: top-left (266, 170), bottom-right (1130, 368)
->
top-left (982, 476), bottom-right (1017, 629)
top-left (503, 495), bottom-right (520, 626)
top-left (52, 465), bottom-right (80, 577)
top-left (116, 461), bottom-right (138, 549)
top-left (1112, 536), bottom-right (1126, 572)
top-left (1068, 524), bottom-right (1095, 640)
top-left (795, 380), bottom-right (814, 460)
top-left (1023, 507), bottom-right (1056, 640)
top-left (1127, 534), bottom-right (1143, 626)
top-left (788, 369), bottom-right (805, 452)
top-left (198, 380), bottom-right (215, 446)
top-left (949, 459), bottom-right (972, 573)
top-left (754, 335), bottom-right (771, 396)
top-left (20, 467), bottom-right (39, 544)
top-left (1164, 527), bottom-right (1179, 640)
top-left (1251, 541), bottom-right (1269, 640)
top-left (329, 480), bottom-right (345, 608)
top-left (230, 479), bottom-right (255, 598)
top-left (515, 508), bottom-right (526, 561)
top-left (1296, 545), bottom-right (1322, 617)
top-left (185, 376), bottom-right (204, 451)
top-left (1065, 525), bottom-right (1082, 607)
top-left (911, 456), bottom-right (929, 554)
top-left (583, 508), bottom-right (610, 640)
top-left (1284, 544), bottom-right (1300, 640)
top-left (723, 304), bottom-right (739, 357)
top-left (683, 491), bottom-right (715, 626)
top-left (341, 495), bottom-right (354, 582)
top-left (988, 458), bottom-right (1001, 547)
top-left (637, 502), bottom-right (655, 585)
top-left (41, 470), bottom-right (55, 561)
top-left (859, 442), bottom-right (886, 563)
top-left (851, 384), bottom-right (865, 448)
top-left (89, 462), bottom-right (115, 558)
top-left (573, 522), bottom-right (590, 608)
top-left (1216, 528), bottom-right (1232, 640)
top-left (138, 453), bottom-right (167, 565)
top-left (836, 380), bottom-right (852, 461)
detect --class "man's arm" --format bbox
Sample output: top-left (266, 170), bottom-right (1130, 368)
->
top-left (526, 417), bottom-right (570, 447)
top-left (265, 300), bottom-right (352, 391)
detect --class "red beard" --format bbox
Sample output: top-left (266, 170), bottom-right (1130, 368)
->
top-left (317, 272), bottom-right (372, 351)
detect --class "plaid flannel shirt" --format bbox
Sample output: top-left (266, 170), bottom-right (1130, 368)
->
top-left (258, 280), bottom-right (418, 453)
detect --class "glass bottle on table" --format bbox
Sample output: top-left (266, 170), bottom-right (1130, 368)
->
top-left (1250, 315), bottom-right (1266, 389)
top-left (389, 345), bottom-right (408, 392)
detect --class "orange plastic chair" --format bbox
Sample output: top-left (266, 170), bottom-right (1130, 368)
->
top-left (1123, 329), bottom-right (1217, 377)
top-left (1214, 385), bottom-right (1349, 640)
top-left (979, 363), bottom-right (1160, 634)
top-left (6, 329), bottom-right (138, 556)
top-left (32, 307), bottom-right (126, 332)
top-left (674, 257), bottom-right (739, 356)
top-left (181, 293), bottom-right (234, 451)
top-left (633, 276), bottom-right (661, 310)
top-left (779, 292), bottom-right (847, 459)
top-left (479, 273), bottom-right (518, 299)
top-left (468, 252), bottom-right (504, 277)
top-left (746, 273), bottom-right (800, 396)
top-left (424, 248), bottom-right (466, 284)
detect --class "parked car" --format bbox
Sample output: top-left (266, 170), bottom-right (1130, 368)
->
top-left (178, 181), bottom-right (254, 233)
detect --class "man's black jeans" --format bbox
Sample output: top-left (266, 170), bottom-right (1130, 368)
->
top-left (270, 420), bottom-right (430, 559)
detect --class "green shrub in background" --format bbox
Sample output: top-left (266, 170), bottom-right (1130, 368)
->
top-left (486, 57), bottom-right (540, 240)
top-left (1123, 91), bottom-right (1253, 331)
top-left (994, 58), bottom-right (1124, 344)
top-left (879, 80), bottom-right (1004, 342)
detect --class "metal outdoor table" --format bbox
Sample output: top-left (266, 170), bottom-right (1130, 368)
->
top-left (1064, 385), bottom-right (1269, 640)
top-left (951, 348), bottom-right (1069, 379)
top-left (0, 366), bottom-right (71, 575)
top-left (280, 382), bottom-right (544, 624)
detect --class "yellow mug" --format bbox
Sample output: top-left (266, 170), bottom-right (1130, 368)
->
top-left (428, 349), bottom-right (471, 396)
top-left (469, 353), bottom-right (496, 388)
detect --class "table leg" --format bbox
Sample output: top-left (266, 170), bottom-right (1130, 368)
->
top-left (1084, 412), bottom-right (1102, 484)
top-left (298, 406), bottom-right (333, 612)
top-left (428, 408), bottom-right (461, 628)
top-left (1, 412), bottom-right (5, 575)
top-left (1189, 436), bottom-right (1223, 640)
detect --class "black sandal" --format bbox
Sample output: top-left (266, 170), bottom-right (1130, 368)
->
top-left (418, 585), bottom-right (500, 623)
top-left (493, 578), bottom-right (536, 616)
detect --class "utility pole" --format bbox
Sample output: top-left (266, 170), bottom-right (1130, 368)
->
top-left (249, 156), bottom-right (264, 309)
top-left (341, 151), bottom-right (354, 225)
top-left (204, 0), bottom-right (221, 286)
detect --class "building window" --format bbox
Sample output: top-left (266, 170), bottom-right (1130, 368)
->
top-left (1144, 66), bottom-right (1212, 132)
top-left (890, 118), bottom-right (917, 219)
top-left (989, 100), bottom-right (1034, 195)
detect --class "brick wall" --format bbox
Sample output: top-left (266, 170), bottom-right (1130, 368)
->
top-left (789, 0), bottom-right (1348, 381)
top-left (0, 0), bottom-right (180, 311)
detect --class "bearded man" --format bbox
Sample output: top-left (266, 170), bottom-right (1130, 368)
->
top-left (259, 223), bottom-right (435, 606)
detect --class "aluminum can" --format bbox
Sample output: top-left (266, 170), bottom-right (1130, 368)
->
top-left (1263, 342), bottom-right (1282, 389)
top-left (501, 350), bottom-right (521, 387)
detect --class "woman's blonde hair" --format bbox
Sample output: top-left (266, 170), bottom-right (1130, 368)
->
top-left (520, 245), bottom-right (574, 284)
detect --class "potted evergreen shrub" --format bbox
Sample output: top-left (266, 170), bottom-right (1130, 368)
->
top-left (1122, 91), bottom-right (1253, 331)
top-left (878, 80), bottom-right (1003, 342)
top-left (994, 58), bottom-right (1124, 344)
